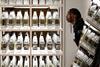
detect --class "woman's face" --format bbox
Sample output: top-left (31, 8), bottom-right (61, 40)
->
top-left (66, 11), bottom-right (76, 24)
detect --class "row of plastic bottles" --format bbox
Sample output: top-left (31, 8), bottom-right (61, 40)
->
top-left (2, 11), bottom-right (29, 28)
top-left (2, 11), bottom-right (59, 28)
top-left (76, 49), bottom-right (93, 66)
top-left (1, 0), bottom-right (60, 5)
top-left (1, 56), bottom-right (60, 67)
top-left (83, 25), bottom-right (100, 43)
top-left (2, 32), bottom-right (60, 50)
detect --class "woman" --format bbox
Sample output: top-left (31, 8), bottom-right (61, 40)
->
top-left (66, 8), bottom-right (85, 46)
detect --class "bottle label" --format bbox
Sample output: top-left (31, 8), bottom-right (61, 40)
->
top-left (1, 42), bottom-right (7, 50)
top-left (33, 44), bottom-right (38, 50)
top-left (32, 19), bottom-right (38, 26)
top-left (23, 44), bottom-right (29, 50)
top-left (39, 19), bottom-right (46, 27)
top-left (47, 43), bottom-right (52, 50)
top-left (16, 43), bottom-right (22, 50)
top-left (40, 44), bottom-right (45, 50)
top-left (9, 42), bottom-right (14, 50)
top-left (23, 19), bottom-right (29, 26)
top-left (47, 19), bottom-right (52, 26)
top-left (2, 19), bottom-right (8, 27)
top-left (9, 19), bottom-right (14, 26)
top-left (16, 19), bottom-right (21, 26)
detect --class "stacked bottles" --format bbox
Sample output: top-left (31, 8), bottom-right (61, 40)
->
top-left (1, 32), bottom-right (30, 51)
top-left (1, 11), bottom-right (30, 29)
top-left (1, 56), bottom-right (30, 67)
top-left (32, 11), bottom-right (38, 28)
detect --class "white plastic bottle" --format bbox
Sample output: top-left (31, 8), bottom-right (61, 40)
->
top-left (46, 0), bottom-right (53, 5)
top-left (16, 0), bottom-right (23, 5)
top-left (46, 11), bottom-right (52, 28)
top-left (46, 56), bottom-right (54, 67)
top-left (33, 0), bottom-right (38, 5)
top-left (46, 32), bottom-right (53, 50)
top-left (33, 56), bottom-right (38, 67)
top-left (9, 11), bottom-right (16, 28)
top-left (1, 11), bottom-right (9, 28)
top-left (8, 56), bottom-right (16, 67)
top-left (39, 32), bottom-right (45, 50)
top-left (16, 11), bottom-right (23, 29)
top-left (24, 56), bottom-right (29, 67)
top-left (32, 11), bottom-right (38, 28)
top-left (24, 0), bottom-right (29, 5)
top-left (39, 0), bottom-right (45, 5)
top-left (2, 56), bottom-right (10, 67)
top-left (24, 32), bottom-right (30, 50)
top-left (53, 11), bottom-right (60, 29)
top-left (39, 56), bottom-right (45, 67)
top-left (52, 56), bottom-right (60, 67)
top-left (23, 11), bottom-right (29, 29)
top-left (9, 33), bottom-right (16, 50)
top-left (52, 33), bottom-right (60, 50)
top-left (16, 32), bottom-right (23, 50)
top-left (39, 11), bottom-right (45, 28)
top-left (33, 32), bottom-right (38, 50)
top-left (1, 33), bottom-right (9, 50)
top-left (17, 56), bottom-right (23, 67)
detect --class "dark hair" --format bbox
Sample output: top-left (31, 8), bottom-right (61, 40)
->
top-left (69, 8), bottom-right (82, 20)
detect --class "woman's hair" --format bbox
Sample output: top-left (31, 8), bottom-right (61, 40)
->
top-left (68, 8), bottom-right (82, 20)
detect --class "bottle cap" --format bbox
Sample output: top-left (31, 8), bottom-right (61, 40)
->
top-left (33, 11), bottom-right (38, 19)
top-left (39, 11), bottom-right (45, 19)
top-left (24, 11), bottom-right (29, 19)
top-left (46, 11), bottom-right (52, 19)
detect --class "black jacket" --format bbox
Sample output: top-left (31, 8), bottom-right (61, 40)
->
top-left (73, 18), bottom-right (85, 46)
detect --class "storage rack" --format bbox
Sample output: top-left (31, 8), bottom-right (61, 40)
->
top-left (0, 0), bottom-right (65, 67)
top-left (71, 0), bottom-right (100, 67)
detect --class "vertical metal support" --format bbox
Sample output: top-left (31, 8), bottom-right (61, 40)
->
top-left (30, 0), bottom-right (32, 66)
top-left (0, 1), bottom-right (2, 66)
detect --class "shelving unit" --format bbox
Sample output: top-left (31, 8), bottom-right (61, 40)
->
top-left (71, 0), bottom-right (100, 67)
top-left (0, 0), bottom-right (64, 67)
